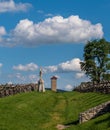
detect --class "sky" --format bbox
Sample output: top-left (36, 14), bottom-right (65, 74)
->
top-left (0, 0), bottom-right (110, 91)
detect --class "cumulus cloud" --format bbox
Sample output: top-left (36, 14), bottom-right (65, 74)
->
top-left (75, 72), bottom-right (85, 79)
top-left (58, 58), bottom-right (81, 72)
top-left (0, 0), bottom-right (32, 13)
top-left (44, 58), bottom-right (81, 73)
top-left (13, 63), bottom-right (38, 71)
top-left (3, 15), bottom-right (103, 47)
top-left (65, 84), bottom-right (73, 91)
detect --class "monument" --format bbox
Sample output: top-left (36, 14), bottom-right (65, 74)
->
top-left (38, 68), bottom-right (45, 92)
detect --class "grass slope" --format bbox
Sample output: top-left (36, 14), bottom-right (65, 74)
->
top-left (0, 91), bottom-right (110, 130)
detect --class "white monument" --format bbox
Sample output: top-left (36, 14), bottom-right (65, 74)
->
top-left (38, 68), bottom-right (45, 92)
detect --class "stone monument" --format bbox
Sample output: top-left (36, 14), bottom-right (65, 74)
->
top-left (38, 68), bottom-right (45, 92)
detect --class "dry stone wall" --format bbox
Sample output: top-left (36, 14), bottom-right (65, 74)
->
top-left (0, 83), bottom-right (38, 98)
top-left (74, 81), bottom-right (110, 94)
top-left (79, 101), bottom-right (110, 123)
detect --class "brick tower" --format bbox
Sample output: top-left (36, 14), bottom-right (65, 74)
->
top-left (51, 76), bottom-right (57, 92)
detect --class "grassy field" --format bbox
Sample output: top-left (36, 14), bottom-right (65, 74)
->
top-left (0, 91), bottom-right (110, 130)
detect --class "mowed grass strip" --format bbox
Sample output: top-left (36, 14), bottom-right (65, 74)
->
top-left (0, 91), bottom-right (109, 130)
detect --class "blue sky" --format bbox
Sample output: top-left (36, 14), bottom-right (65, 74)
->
top-left (0, 0), bottom-right (110, 91)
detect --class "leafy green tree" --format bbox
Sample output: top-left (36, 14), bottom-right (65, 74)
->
top-left (80, 39), bottom-right (110, 82)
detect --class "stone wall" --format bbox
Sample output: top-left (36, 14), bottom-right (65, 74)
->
top-left (74, 81), bottom-right (110, 94)
top-left (79, 101), bottom-right (110, 123)
top-left (0, 83), bottom-right (38, 98)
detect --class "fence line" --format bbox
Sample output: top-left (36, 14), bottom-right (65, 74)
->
top-left (0, 83), bottom-right (38, 98)
top-left (74, 81), bottom-right (110, 94)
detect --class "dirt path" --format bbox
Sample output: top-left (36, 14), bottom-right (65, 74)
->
top-left (56, 124), bottom-right (70, 130)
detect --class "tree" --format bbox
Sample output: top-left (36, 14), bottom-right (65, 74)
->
top-left (80, 39), bottom-right (110, 82)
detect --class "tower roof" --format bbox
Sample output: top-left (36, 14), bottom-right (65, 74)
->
top-left (51, 76), bottom-right (57, 80)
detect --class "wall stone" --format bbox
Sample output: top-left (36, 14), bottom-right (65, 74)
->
top-left (79, 101), bottom-right (110, 123)
top-left (0, 83), bottom-right (38, 98)
top-left (74, 81), bottom-right (110, 94)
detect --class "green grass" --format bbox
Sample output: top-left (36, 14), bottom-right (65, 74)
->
top-left (0, 91), bottom-right (110, 130)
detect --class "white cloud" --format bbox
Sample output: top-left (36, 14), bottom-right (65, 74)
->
top-left (58, 58), bottom-right (81, 72)
top-left (13, 63), bottom-right (38, 71)
top-left (44, 66), bottom-right (58, 73)
top-left (8, 73), bottom-right (38, 83)
top-left (0, 0), bottom-right (32, 13)
top-left (0, 26), bottom-right (6, 35)
top-left (45, 13), bottom-right (54, 17)
top-left (37, 10), bottom-right (44, 14)
top-left (15, 73), bottom-right (26, 81)
top-left (0, 26), bottom-right (6, 42)
top-left (65, 84), bottom-right (73, 91)
top-left (0, 63), bottom-right (3, 68)
top-left (8, 81), bottom-right (13, 84)
top-left (37, 10), bottom-right (54, 17)
top-left (8, 73), bottom-right (26, 82)
top-left (3, 15), bottom-right (103, 47)
top-left (75, 72), bottom-right (85, 79)
top-left (44, 58), bottom-right (81, 73)
top-left (29, 74), bottom-right (38, 83)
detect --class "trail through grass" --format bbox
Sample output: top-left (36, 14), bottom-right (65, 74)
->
top-left (0, 91), bottom-right (109, 130)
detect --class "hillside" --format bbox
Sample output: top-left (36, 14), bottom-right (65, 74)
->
top-left (0, 91), bottom-right (110, 130)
